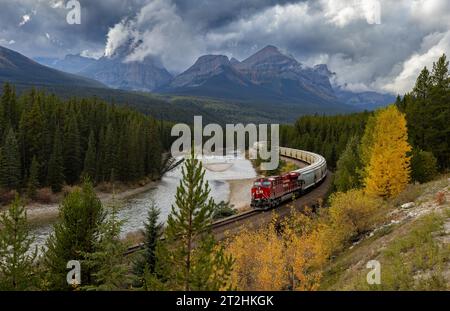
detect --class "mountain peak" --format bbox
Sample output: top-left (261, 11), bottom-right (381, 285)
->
top-left (189, 55), bottom-right (230, 72)
top-left (313, 64), bottom-right (334, 78)
top-left (238, 45), bottom-right (297, 69)
top-left (196, 54), bottom-right (229, 62)
top-left (260, 45), bottom-right (280, 53)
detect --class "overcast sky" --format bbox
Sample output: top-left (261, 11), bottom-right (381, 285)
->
top-left (1, 0), bottom-right (450, 94)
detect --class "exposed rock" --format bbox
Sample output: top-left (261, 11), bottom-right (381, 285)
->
top-left (401, 202), bottom-right (415, 209)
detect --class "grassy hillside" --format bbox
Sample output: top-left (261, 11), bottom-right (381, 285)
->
top-left (321, 176), bottom-right (450, 290)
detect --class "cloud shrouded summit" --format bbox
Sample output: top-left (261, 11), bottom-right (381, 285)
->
top-left (1, 0), bottom-right (450, 94)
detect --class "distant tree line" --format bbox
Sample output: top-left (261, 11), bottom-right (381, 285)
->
top-left (280, 111), bottom-right (371, 170)
top-left (281, 54), bottom-right (449, 188)
top-left (0, 84), bottom-right (168, 196)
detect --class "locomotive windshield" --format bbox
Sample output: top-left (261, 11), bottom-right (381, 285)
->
top-left (253, 181), bottom-right (272, 187)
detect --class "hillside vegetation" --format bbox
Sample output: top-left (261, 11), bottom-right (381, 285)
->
top-left (321, 177), bottom-right (449, 290)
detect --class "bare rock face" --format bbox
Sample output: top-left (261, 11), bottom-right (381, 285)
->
top-left (169, 55), bottom-right (239, 88)
top-left (162, 45), bottom-right (337, 103)
top-left (235, 45), bottom-right (336, 101)
top-left (79, 56), bottom-right (173, 91)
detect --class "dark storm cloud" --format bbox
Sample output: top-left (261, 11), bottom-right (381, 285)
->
top-left (1, 0), bottom-right (450, 94)
top-left (0, 0), bottom-right (147, 57)
top-left (171, 0), bottom-right (298, 29)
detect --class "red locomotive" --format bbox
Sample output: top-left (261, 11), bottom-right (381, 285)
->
top-left (250, 148), bottom-right (328, 210)
top-left (251, 172), bottom-right (303, 209)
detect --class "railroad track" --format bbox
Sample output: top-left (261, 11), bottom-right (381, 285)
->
top-left (123, 209), bottom-right (262, 256)
top-left (124, 147), bottom-right (332, 255)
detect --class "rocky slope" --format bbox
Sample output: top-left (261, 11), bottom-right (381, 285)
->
top-left (161, 45), bottom-right (338, 105)
top-left (0, 45), bottom-right (105, 89)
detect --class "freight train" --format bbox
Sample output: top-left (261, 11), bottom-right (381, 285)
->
top-left (251, 147), bottom-right (327, 209)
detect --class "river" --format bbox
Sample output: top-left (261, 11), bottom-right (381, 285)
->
top-left (29, 155), bottom-right (257, 251)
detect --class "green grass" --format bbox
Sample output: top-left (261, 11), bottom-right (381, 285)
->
top-left (321, 211), bottom-right (449, 290)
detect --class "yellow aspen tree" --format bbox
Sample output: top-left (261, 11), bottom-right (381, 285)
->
top-left (225, 221), bottom-right (287, 290)
top-left (364, 105), bottom-right (412, 197)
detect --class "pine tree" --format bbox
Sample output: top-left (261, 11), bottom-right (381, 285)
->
top-left (413, 67), bottom-right (431, 99)
top-left (333, 136), bottom-right (362, 192)
top-left (43, 180), bottom-right (106, 290)
top-left (0, 128), bottom-right (21, 189)
top-left (18, 97), bottom-right (44, 173)
top-left (410, 149), bottom-right (438, 183)
top-left (431, 54), bottom-right (449, 89)
top-left (0, 195), bottom-right (37, 290)
top-left (82, 202), bottom-right (128, 290)
top-left (82, 130), bottom-right (96, 180)
top-left (163, 149), bottom-right (234, 290)
top-left (27, 156), bottom-right (40, 198)
top-left (133, 201), bottom-right (163, 286)
top-left (104, 124), bottom-right (117, 182)
top-left (47, 128), bottom-right (65, 193)
top-left (364, 106), bottom-right (412, 197)
top-left (64, 114), bottom-right (81, 184)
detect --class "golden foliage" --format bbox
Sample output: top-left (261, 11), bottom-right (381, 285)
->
top-left (224, 220), bottom-right (287, 291)
top-left (225, 208), bottom-right (329, 291)
top-left (224, 192), bottom-right (386, 291)
top-left (327, 190), bottom-right (385, 251)
top-left (363, 105), bottom-right (412, 197)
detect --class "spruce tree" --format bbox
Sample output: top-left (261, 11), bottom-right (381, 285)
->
top-left (413, 67), bottom-right (431, 99)
top-left (63, 114), bottom-right (81, 184)
top-left (18, 98), bottom-right (44, 173)
top-left (410, 149), bottom-right (438, 183)
top-left (0, 128), bottom-right (21, 189)
top-left (333, 136), bottom-right (362, 192)
top-left (43, 180), bottom-right (106, 290)
top-left (26, 156), bottom-right (40, 198)
top-left (104, 124), bottom-right (117, 182)
top-left (47, 128), bottom-right (64, 193)
top-left (83, 130), bottom-right (96, 180)
top-left (133, 201), bottom-right (163, 286)
top-left (163, 149), bottom-right (234, 290)
top-left (82, 202), bottom-right (128, 290)
top-left (0, 195), bottom-right (37, 290)
top-left (431, 54), bottom-right (449, 89)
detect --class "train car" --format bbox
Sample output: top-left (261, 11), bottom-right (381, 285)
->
top-left (251, 148), bottom-right (327, 210)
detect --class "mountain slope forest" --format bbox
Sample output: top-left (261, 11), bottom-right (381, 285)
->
top-left (0, 84), bottom-right (171, 200)
top-left (281, 54), bottom-right (450, 181)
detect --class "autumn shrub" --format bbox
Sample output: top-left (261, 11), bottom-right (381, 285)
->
top-left (96, 182), bottom-right (115, 193)
top-left (435, 191), bottom-right (446, 205)
top-left (327, 190), bottom-right (385, 249)
top-left (389, 183), bottom-right (423, 207)
top-left (34, 188), bottom-right (54, 204)
top-left (225, 191), bottom-right (386, 291)
top-left (225, 222), bottom-right (287, 291)
top-left (0, 189), bottom-right (18, 205)
top-left (225, 211), bottom-right (329, 291)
